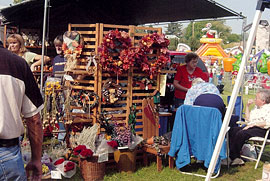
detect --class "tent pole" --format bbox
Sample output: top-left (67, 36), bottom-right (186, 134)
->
top-left (40, 0), bottom-right (48, 93)
top-left (205, 1), bottom-right (269, 179)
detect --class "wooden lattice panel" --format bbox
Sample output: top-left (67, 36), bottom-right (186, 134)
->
top-left (131, 68), bottom-right (160, 137)
top-left (65, 58), bottom-right (99, 125)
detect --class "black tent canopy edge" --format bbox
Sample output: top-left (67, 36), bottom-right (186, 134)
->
top-left (0, 0), bottom-right (245, 28)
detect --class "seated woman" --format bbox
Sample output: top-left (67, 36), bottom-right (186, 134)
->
top-left (229, 89), bottom-right (270, 165)
top-left (7, 34), bottom-right (50, 71)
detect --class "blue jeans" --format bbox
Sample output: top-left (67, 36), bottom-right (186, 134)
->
top-left (0, 145), bottom-right (26, 181)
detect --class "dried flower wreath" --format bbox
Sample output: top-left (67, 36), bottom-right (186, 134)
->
top-left (136, 32), bottom-right (170, 78)
top-left (101, 78), bottom-right (123, 104)
top-left (71, 90), bottom-right (99, 113)
top-left (98, 29), bottom-right (134, 75)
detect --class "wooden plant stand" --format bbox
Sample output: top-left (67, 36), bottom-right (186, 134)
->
top-left (142, 144), bottom-right (174, 171)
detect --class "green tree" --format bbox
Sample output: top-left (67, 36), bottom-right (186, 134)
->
top-left (13, 0), bottom-right (25, 4)
top-left (165, 22), bottom-right (183, 38)
top-left (183, 21), bottom-right (240, 50)
top-left (227, 33), bottom-right (241, 44)
top-left (168, 38), bottom-right (180, 51)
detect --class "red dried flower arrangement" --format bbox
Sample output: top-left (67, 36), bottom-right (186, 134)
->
top-left (99, 30), bottom-right (170, 78)
top-left (80, 149), bottom-right (93, 158)
top-left (64, 161), bottom-right (75, 172)
top-left (54, 158), bottom-right (65, 166)
top-left (73, 145), bottom-right (86, 155)
top-left (98, 29), bottom-right (134, 75)
top-left (137, 33), bottom-right (170, 78)
top-left (107, 140), bottom-right (118, 149)
top-left (73, 145), bottom-right (94, 159)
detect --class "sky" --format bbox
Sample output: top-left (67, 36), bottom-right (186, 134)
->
top-left (215, 0), bottom-right (270, 34)
top-left (1, 0), bottom-right (270, 34)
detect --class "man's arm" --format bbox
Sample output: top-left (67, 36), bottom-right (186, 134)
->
top-left (25, 113), bottom-right (43, 181)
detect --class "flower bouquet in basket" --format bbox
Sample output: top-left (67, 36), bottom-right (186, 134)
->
top-left (69, 123), bottom-right (115, 180)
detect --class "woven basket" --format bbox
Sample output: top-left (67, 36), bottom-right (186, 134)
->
top-left (80, 156), bottom-right (105, 181)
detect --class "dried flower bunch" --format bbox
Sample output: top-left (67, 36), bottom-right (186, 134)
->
top-left (111, 122), bottom-right (132, 147)
top-left (73, 145), bottom-right (93, 159)
top-left (70, 124), bottom-right (99, 151)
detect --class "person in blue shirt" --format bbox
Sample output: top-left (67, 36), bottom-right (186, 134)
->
top-left (52, 35), bottom-right (66, 140)
top-left (52, 35), bottom-right (66, 77)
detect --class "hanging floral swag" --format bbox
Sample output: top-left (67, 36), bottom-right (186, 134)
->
top-left (98, 29), bottom-right (135, 75)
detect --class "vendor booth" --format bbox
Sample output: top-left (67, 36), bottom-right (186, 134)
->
top-left (0, 0), bottom-right (245, 179)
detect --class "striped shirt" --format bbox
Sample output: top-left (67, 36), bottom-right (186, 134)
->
top-left (0, 48), bottom-right (43, 139)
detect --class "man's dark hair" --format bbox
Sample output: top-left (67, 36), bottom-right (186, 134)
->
top-left (184, 52), bottom-right (199, 63)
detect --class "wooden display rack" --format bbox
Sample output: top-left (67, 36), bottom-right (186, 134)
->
top-left (66, 23), bottom-right (163, 139)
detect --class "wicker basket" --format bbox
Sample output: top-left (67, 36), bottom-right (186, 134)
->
top-left (80, 156), bottom-right (105, 181)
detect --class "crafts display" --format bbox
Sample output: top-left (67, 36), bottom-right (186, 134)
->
top-left (99, 30), bottom-right (170, 79)
top-left (101, 79), bottom-right (123, 104)
top-left (32, 24), bottom-right (171, 179)
top-left (63, 31), bottom-right (84, 71)
top-left (42, 77), bottom-right (65, 136)
top-left (85, 54), bottom-right (98, 75)
top-left (70, 89), bottom-right (99, 113)
top-left (98, 29), bottom-right (133, 75)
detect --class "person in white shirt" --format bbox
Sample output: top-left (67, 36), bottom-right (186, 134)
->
top-left (229, 89), bottom-right (270, 165)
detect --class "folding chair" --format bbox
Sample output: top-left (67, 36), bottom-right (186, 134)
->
top-left (241, 127), bottom-right (270, 169)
